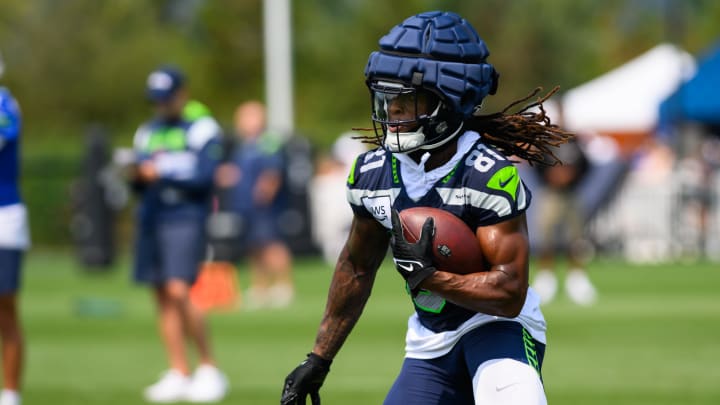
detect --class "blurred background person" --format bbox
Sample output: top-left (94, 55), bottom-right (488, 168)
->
top-left (190, 130), bottom-right (243, 313)
top-left (308, 133), bottom-right (367, 266)
top-left (674, 133), bottom-right (719, 260)
top-left (0, 52), bottom-right (27, 405)
top-left (216, 101), bottom-right (295, 309)
top-left (531, 136), bottom-right (598, 306)
top-left (129, 67), bottom-right (227, 403)
top-left (215, 101), bottom-right (294, 309)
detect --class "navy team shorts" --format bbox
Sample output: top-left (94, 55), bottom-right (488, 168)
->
top-left (133, 217), bottom-right (206, 286)
top-left (0, 249), bottom-right (23, 295)
top-left (241, 209), bottom-right (283, 251)
top-left (384, 321), bottom-right (545, 405)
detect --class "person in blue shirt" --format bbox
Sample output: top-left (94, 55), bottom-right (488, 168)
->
top-left (0, 54), bottom-right (28, 405)
top-left (215, 101), bottom-right (294, 309)
top-left (130, 67), bottom-right (227, 403)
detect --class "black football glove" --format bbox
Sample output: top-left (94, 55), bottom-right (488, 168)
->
top-left (281, 353), bottom-right (332, 405)
top-left (389, 209), bottom-right (437, 295)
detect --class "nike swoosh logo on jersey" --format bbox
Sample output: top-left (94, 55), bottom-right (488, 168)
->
top-left (499, 174), bottom-right (515, 188)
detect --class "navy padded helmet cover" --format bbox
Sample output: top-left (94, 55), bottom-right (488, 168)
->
top-left (365, 11), bottom-right (498, 118)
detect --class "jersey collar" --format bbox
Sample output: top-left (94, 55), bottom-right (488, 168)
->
top-left (393, 130), bottom-right (480, 201)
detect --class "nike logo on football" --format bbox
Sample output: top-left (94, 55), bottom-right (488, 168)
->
top-left (499, 174), bottom-right (515, 188)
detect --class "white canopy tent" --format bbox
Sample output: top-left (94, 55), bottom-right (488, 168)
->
top-left (556, 45), bottom-right (720, 262)
top-left (562, 43), bottom-right (696, 135)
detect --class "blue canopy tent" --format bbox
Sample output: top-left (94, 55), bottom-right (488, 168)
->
top-left (660, 42), bottom-right (720, 133)
top-left (656, 42), bottom-right (720, 260)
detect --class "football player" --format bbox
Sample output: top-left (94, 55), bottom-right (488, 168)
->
top-left (0, 51), bottom-right (27, 405)
top-left (281, 11), bottom-right (572, 405)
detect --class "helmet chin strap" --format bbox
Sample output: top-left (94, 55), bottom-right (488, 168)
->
top-left (383, 103), bottom-right (464, 153)
top-left (384, 120), bottom-right (464, 154)
top-left (384, 129), bottom-right (425, 153)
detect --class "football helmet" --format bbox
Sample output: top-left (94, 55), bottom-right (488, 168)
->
top-left (365, 11), bottom-right (499, 153)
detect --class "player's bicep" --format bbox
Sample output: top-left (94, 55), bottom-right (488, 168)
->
top-left (342, 214), bottom-right (389, 276)
top-left (475, 214), bottom-right (530, 287)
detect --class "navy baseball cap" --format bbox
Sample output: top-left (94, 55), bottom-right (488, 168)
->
top-left (146, 67), bottom-right (185, 102)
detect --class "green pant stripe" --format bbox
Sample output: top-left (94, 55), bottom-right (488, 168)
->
top-left (522, 328), bottom-right (541, 373)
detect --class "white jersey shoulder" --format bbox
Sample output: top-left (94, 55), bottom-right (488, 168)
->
top-left (133, 124), bottom-right (153, 152)
top-left (187, 117), bottom-right (221, 151)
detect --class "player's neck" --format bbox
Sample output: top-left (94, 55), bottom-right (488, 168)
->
top-left (407, 139), bottom-right (458, 171)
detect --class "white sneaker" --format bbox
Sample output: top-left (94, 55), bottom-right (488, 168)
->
top-left (565, 270), bottom-right (597, 306)
top-left (0, 390), bottom-right (20, 405)
top-left (143, 369), bottom-right (190, 403)
top-left (268, 283), bottom-right (294, 309)
top-left (244, 287), bottom-right (269, 310)
top-left (186, 365), bottom-right (229, 403)
top-left (532, 270), bottom-right (558, 304)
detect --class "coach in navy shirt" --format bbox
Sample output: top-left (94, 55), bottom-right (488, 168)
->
top-left (130, 67), bottom-right (227, 403)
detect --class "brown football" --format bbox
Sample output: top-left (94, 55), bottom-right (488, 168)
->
top-left (399, 207), bottom-right (486, 274)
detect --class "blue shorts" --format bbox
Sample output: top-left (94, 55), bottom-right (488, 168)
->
top-left (133, 217), bottom-right (206, 286)
top-left (241, 210), bottom-right (283, 250)
top-left (384, 321), bottom-right (545, 405)
top-left (0, 249), bottom-right (23, 295)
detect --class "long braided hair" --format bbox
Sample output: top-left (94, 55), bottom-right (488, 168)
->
top-left (354, 86), bottom-right (573, 166)
top-left (466, 86), bottom-right (573, 166)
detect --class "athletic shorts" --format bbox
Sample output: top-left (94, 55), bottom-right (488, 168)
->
top-left (0, 249), bottom-right (23, 295)
top-left (537, 189), bottom-right (583, 250)
top-left (133, 217), bottom-right (206, 286)
top-left (384, 321), bottom-right (545, 405)
top-left (241, 209), bottom-right (283, 251)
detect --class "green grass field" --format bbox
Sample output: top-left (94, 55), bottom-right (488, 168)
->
top-left (18, 252), bottom-right (720, 404)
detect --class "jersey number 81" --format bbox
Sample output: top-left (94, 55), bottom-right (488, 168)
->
top-left (465, 144), bottom-right (505, 173)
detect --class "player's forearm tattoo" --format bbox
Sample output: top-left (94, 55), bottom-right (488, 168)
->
top-left (313, 253), bottom-right (373, 359)
top-left (313, 218), bottom-right (390, 359)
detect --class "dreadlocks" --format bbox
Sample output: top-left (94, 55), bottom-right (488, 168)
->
top-left (465, 86), bottom-right (573, 166)
top-left (353, 86), bottom-right (573, 166)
